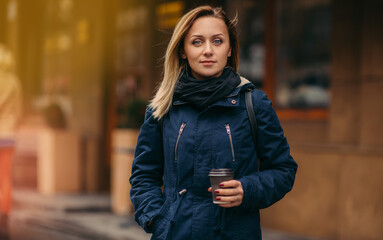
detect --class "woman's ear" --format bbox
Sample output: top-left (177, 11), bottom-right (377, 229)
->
top-left (227, 48), bottom-right (232, 57)
top-left (180, 49), bottom-right (187, 59)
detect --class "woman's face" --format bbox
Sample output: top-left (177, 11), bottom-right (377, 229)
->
top-left (182, 16), bottom-right (231, 80)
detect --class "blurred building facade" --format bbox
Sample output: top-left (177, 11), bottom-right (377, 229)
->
top-left (1, 0), bottom-right (383, 239)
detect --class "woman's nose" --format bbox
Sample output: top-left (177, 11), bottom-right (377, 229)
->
top-left (203, 43), bottom-right (213, 55)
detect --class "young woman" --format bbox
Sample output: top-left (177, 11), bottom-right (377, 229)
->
top-left (130, 6), bottom-right (297, 240)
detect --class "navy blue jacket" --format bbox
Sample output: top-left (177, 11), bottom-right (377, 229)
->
top-left (130, 79), bottom-right (297, 240)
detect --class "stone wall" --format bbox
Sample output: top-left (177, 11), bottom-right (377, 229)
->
top-left (261, 145), bottom-right (383, 240)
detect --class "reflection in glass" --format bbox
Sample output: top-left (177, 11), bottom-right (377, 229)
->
top-left (276, 0), bottom-right (331, 109)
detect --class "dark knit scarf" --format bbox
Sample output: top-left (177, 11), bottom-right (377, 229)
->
top-left (173, 67), bottom-right (241, 110)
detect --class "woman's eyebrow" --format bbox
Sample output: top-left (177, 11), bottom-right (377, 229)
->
top-left (212, 33), bottom-right (225, 37)
top-left (190, 33), bottom-right (225, 38)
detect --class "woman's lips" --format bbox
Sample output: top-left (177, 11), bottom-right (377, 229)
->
top-left (200, 61), bottom-right (216, 66)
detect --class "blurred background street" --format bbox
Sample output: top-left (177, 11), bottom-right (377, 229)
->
top-left (8, 190), bottom-right (326, 240)
top-left (1, 0), bottom-right (383, 240)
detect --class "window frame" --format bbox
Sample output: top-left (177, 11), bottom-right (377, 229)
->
top-left (263, 0), bottom-right (330, 121)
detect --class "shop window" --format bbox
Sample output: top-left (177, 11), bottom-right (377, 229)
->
top-left (115, 4), bottom-right (150, 128)
top-left (227, 0), bottom-right (266, 88)
top-left (227, 0), bottom-right (331, 120)
top-left (274, 0), bottom-right (331, 120)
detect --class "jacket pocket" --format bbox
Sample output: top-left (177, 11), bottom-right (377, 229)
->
top-left (213, 123), bottom-right (241, 170)
top-left (151, 199), bottom-right (172, 240)
top-left (154, 189), bottom-right (187, 240)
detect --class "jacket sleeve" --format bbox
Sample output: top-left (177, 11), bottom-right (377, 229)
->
top-left (129, 107), bottom-right (164, 233)
top-left (238, 90), bottom-right (298, 211)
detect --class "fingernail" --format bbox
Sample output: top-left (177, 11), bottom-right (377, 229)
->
top-left (216, 197), bottom-right (221, 201)
top-left (219, 184), bottom-right (224, 187)
top-left (214, 190), bottom-right (219, 193)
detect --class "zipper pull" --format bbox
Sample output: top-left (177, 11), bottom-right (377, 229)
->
top-left (225, 124), bottom-right (236, 162)
top-left (178, 189), bottom-right (187, 195)
top-left (225, 124), bottom-right (230, 134)
top-left (175, 123), bottom-right (186, 162)
top-left (179, 123), bottom-right (186, 134)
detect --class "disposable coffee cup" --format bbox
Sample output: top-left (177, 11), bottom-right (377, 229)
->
top-left (209, 168), bottom-right (234, 204)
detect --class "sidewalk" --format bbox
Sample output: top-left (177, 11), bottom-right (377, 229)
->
top-left (10, 190), bottom-right (149, 240)
top-left (9, 190), bottom-right (325, 240)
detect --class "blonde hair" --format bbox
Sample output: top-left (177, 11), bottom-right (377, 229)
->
top-left (149, 5), bottom-right (239, 119)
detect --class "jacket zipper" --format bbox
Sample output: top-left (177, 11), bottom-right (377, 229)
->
top-left (225, 124), bottom-right (235, 162)
top-left (175, 123), bottom-right (186, 161)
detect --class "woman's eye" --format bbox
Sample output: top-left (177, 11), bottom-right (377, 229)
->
top-left (213, 39), bottom-right (223, 45)
top-left (192, 40), bottom-right (203, 46)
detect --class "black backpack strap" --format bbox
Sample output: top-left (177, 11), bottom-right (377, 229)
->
top-left (245, 88), bottom-right (258, 146)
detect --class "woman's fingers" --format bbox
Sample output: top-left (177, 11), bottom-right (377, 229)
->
top-left (213, 180), bottom-right (244, 207)
top-left (219, 180), bottom-right (240, 188)
top-left (216, 194), bottom-right (242, 203)
top-left (216, 180), bottom-right (243, 195)
top-left (218, 194), bottom-right (243, 208)
top-left (215, 188), bottom-right (239, 196)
